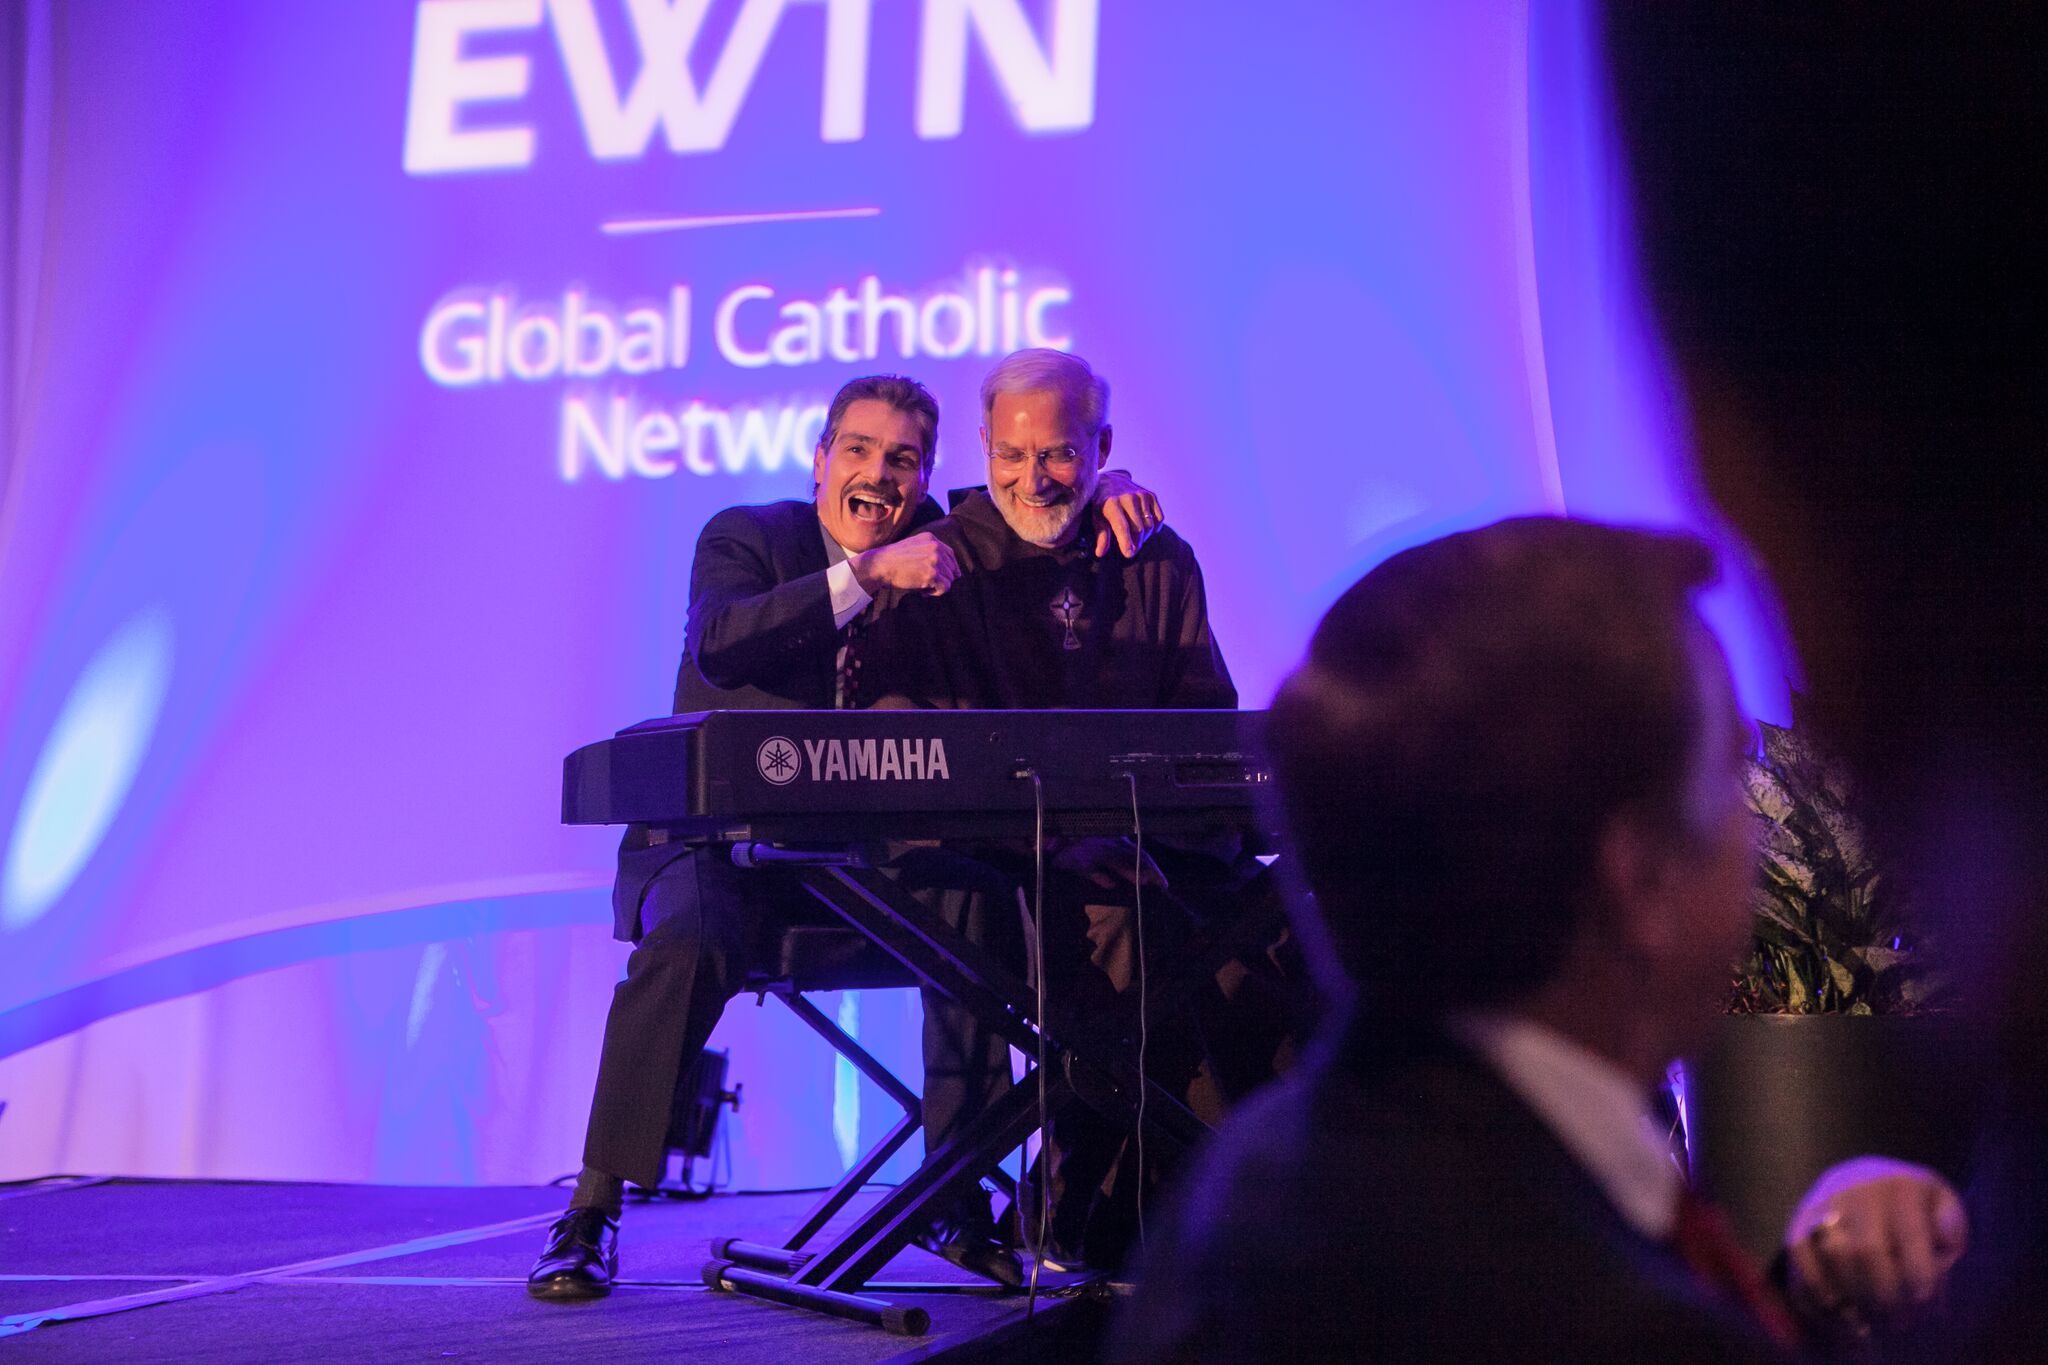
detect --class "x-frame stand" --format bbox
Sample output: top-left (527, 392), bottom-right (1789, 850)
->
top-left (701, 846), bottom-right (1284, 1336)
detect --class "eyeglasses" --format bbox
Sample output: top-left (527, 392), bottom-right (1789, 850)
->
top-left (988, 445), bottom-right (1083, 474)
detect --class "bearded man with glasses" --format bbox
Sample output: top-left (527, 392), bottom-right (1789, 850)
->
top-left (862, 349), bottom-right (1287, 1274)
top-left (873, 347), bottom-right (1231, 715)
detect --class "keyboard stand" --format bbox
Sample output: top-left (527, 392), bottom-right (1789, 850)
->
top-left (700, 845), bottom-right (1283, 1335)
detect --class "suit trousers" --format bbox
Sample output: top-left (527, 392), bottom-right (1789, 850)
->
top-left (580, 842), bottom-right (1019, 1195)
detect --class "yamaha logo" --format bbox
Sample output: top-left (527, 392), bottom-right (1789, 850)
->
top-left (755, 736), bottom-right (802, 786)
top-left (752, 733), bottom-right (953, 785)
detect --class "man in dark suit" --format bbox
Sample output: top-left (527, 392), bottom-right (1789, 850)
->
top-left (531, 373), bottom-right (1170, 1300)
top-left (1115, 518), bottom-right (1799, 1363)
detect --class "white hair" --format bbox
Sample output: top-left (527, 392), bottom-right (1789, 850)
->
top-left (979, 348), bottom-right (1110, 434)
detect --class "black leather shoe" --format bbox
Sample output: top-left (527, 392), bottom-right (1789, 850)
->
top-left (527, 1208), bottom-right (620, 1301)
top-left (917, 1211), bottom-right (1024, 1288)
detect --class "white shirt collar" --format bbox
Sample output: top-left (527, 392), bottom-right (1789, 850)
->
top-left (1447, 1011), bottom-right (1682, 1240)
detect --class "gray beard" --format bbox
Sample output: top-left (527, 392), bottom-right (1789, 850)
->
top-left (999, 500), bottom-right (1078, 547)
top-left (994, 475), bottom-right (1095, 547)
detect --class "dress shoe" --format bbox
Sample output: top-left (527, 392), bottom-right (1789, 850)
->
top-left (527, 1207), bottom-right (620, 1301)
top-left (1029, 1229), bottom-right (1097, 1276)
top-left (917, 1210), bottom-right (1024, 1288)
top-left (1034, 1248), bottom-right (1089, 1275)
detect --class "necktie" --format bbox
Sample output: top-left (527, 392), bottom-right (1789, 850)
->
top-left (1671, 1187), bottom-right (1802, 1354)
top-left (835, 607), bottom-right (868, 709)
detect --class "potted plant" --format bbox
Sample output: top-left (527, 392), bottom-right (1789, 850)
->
top-left (1731, 718), bottom-right (1946, 1016)
top-left (1683, 716), bottom-right (1977, 1261)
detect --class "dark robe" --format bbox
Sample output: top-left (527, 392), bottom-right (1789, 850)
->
top-left (863, 490), bottom-right (1235, 711)
top-left (861, 489), bottom-right (1273, 1268)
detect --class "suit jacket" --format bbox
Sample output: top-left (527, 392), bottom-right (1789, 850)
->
top-left (1112, 1015), bottom-right (1791, 1365)
top-left (611, 496), bottom-right (940, 940)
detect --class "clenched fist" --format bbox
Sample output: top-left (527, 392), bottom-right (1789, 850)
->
top-left (850, 531), bottom-right (961, 596)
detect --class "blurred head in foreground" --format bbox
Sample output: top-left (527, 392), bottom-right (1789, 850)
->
top-left (1266, 516), bottom-right (1752, 1080)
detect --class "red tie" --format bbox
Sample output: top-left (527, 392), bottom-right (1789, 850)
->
top-left (1671, 1187), bottom-right (1802, 1354)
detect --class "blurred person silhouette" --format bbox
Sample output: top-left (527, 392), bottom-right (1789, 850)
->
top-left (1116, 517), bottom-right (1804, 1363)
top-left (1604, 3), bottom-right (2044, 1357)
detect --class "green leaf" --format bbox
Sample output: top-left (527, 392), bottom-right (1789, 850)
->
top-left (1746, 769), bottom-right (1794, 823)
top-left (1752, 903), bottom-right (1807, 942)
top-left (1850, 945), bottom-right (1909, 977)
top-left (1783, 960), bottom-right (1811, 1012)
top-left (1763, 852), bottom-right (1816, 899)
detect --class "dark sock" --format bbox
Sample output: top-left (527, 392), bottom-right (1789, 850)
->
top-left (569, 1166), bottom-right (625, 1218)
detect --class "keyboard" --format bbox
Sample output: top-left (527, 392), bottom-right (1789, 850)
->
top-left (561, 708), bottom-right (1273, 841)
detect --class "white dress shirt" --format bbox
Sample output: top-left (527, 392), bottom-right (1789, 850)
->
top-left (820, 529), bottom-right (873, 629)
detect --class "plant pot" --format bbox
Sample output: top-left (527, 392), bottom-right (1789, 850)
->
top-left (1681, 1013), bottom-right (1985, 1265)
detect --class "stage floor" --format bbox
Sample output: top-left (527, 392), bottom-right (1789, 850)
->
top-left (0, 1178), bottom-right (1106, 1362)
